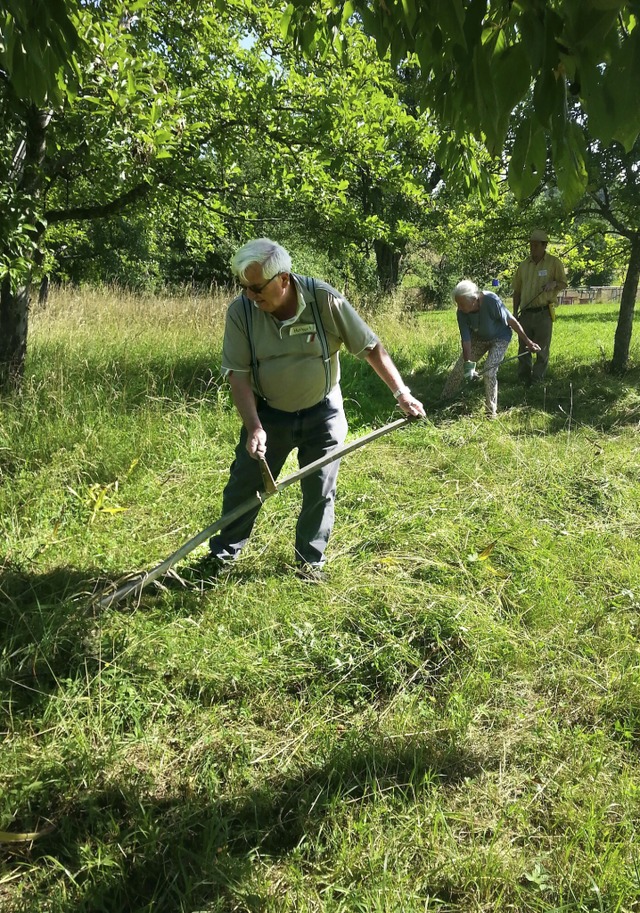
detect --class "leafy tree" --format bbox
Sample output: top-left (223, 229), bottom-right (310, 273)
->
top-left (398, 184), bottom-right (565, 308)
top-left (0, 0), bottom-right (281, 384)
top-left (285, 0), bottom-right (640, 207)
top-left (0, 0), bottom-right (190, 386)
top-left (1, 0), bottom-right (458, 387)
top-left (0, 0), bottom-right (99, 384)
top-left (42, 5), bottom-right (452, 294)
top-left (286, 0), bottom-right (640, 369)
top-left (561, 221), bottom-right (623, 288)
top-left (251, 41), bottom-right (445, 290)
top-left (0, 0), bottom-right (82, 107)
top-left (571, 137), bottom-right (640, 373)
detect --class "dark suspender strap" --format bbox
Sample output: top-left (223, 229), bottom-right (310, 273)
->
top-left (304, 276), bottom-right (332, 398)
top-left (242, 294), bottom-right (267, 401)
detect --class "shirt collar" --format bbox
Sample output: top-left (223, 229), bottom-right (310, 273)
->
top-left (528, 252), bottom-right (548, 266)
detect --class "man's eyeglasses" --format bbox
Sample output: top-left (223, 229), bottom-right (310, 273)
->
top-left (239, 272), bottom-right (281, 295)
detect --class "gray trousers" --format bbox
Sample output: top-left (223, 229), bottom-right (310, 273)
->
top-left (209, 386), bottom-right (348, 567)
top-left (518, 308), bottom-right (553, 380)
top-left (441, 338), bottom-right (510, 416)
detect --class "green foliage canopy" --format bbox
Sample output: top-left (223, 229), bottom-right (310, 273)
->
top-left (283, 0), bottom-right (640, 208)
top-left (0, 0), bottom-right (83, 107)
top-left (2, 0), bottom-right (449, 292)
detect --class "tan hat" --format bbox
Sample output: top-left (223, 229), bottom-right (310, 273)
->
top-left (530, 229), bottom-right (548, 243)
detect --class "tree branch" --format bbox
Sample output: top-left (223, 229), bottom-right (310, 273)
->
top-left (44, 181), bottom-right (155, 223)
top-left (588, 190), bottom-right (634, 239)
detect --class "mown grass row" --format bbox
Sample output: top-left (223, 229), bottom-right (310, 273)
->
top-left (1, 288), bottom-right (640, 912)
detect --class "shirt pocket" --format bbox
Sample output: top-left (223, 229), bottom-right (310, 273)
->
top-left (289, 326), bottom-right (324, 356)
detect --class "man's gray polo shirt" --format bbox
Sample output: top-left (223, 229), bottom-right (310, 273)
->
top-left (221, 274), bottom-right (379, 412)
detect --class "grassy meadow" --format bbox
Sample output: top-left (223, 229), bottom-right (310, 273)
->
top-left (2, 286), bottom-right (640, 912)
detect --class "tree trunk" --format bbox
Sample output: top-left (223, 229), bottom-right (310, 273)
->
top-left (38, 275), bottom-right (51, 306)
top-left (0, 106), bottom-right (51, 391)
top-left (0, 278), bottom-right (29, 389)
top-left (610, 234), bottom-right (640, 375)
top-left (374, 239), bottom-right (402, 291)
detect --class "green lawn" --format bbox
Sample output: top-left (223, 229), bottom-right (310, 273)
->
top-left (1, 289), bottom-right (640, 912)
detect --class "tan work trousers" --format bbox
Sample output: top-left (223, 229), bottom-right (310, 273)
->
top-left (517, 308), bottom-right (553, 381)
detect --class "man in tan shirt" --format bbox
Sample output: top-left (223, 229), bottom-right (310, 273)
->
top-left (205, 238), bottom-right (425, 580)
top-left (512, 229), bottom-right (567, 384)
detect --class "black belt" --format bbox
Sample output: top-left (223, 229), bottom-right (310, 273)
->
top-left (524, 305), bottom-right (549, 314)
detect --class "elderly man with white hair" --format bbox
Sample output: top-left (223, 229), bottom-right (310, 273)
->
top-left (199, 237), bottom-right (425, 581)
top-left (441, 280), bottom-right (539, 419)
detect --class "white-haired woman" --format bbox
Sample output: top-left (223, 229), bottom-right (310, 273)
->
top-left (441, 280), bottom-right (539, 418)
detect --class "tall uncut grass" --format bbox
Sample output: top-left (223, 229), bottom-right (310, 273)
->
top-left (1, 286), bottom-right (640, 912)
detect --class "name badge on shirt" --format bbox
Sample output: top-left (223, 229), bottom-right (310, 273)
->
top-left (538, 269), bottom-right (548, 277)
top-left (289, 323), bottom-right (316, 336)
